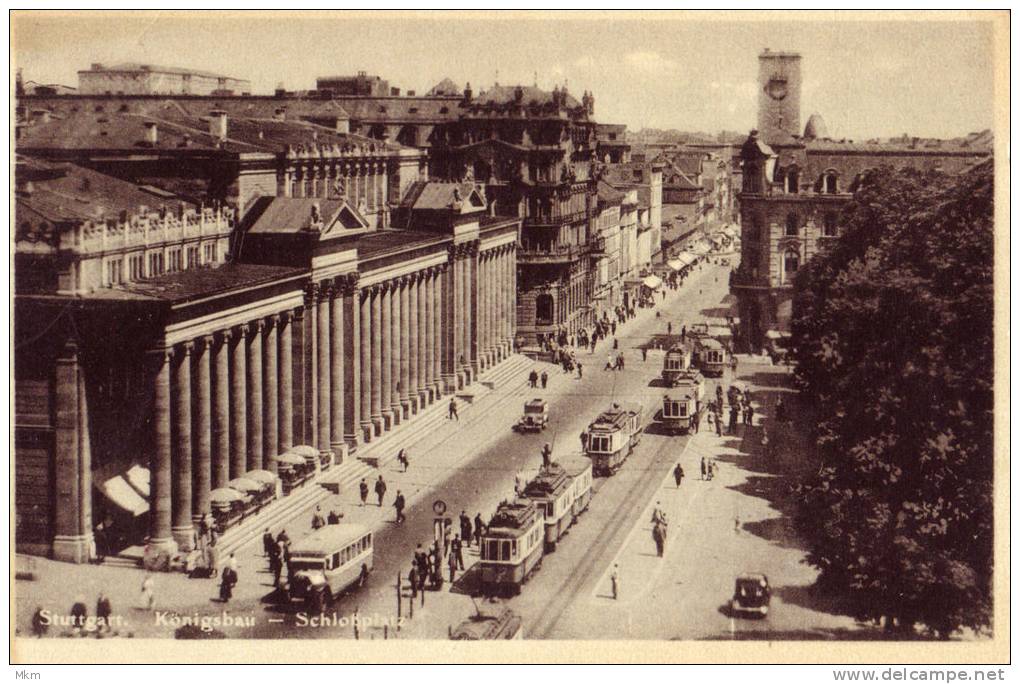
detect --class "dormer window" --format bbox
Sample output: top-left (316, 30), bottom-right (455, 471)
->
top-left (785, 168), bottom-right (799, 194)
top-left (823, 170), bottom-right (838, 193)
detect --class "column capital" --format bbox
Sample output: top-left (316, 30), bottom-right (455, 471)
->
top-left (200, 334), bottom-right (216, 349)
top-left (320, 281), bottom-right (336, 299)
top-left (338, 272), bottom-right (360, 295)
top-left (177, 340), bottom-right (195, 357)
top-left (304, 282), bottom-right (321, 303)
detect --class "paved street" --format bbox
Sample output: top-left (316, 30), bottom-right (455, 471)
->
top-left (16, 251), bottom-right (878, 641)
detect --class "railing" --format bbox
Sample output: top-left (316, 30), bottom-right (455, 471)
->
top-left (524, 210), bottom-right (588, 227)
top-left (75, 209), bottom-right (234, 255)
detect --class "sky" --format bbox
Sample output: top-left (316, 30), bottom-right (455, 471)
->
top-left (12, 11), bottom-right (1000, 140)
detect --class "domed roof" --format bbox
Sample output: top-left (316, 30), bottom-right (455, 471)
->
top-left (804, 113), bottom-right (829, 140)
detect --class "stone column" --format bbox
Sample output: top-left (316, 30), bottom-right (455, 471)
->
top-left (380, 282), bottom-right (394, 429)
top-left (230, 325), bottom-right (247, 479)
top-left (329, 289), bottom-right (345, 454)
top-left (494, 249), bottom-right (504, 359)
top-left (302, 287), bottom-right (318, 446)
top-left (510, 245), bottom-right (518, 345)
top-left (407, 274), bottom-right (420, 413)
top-left (246, 321), bottom-right (264, 471)
top-left (389, 276), bottom-right (403, 423)
top-left (466, 244), bottom-right (478, 380)
top-left (52, 338), bottom-right (94, 563)
top-left (423, 268), bottom-right (435, 399)
top-left (194, 335), bottom-right (213, 524)
top-left (432, 266), bottom-right (444, 397)
top-left (171, 342), bottom-right (194, 551)
top-left (398, 276), bottom-right (411, 416)
top-left (359, 287), bottom-right (373, 441)
top-left (146, 348), bottom-right (176, 561)
top-left (370, 284), bottom-right (384, 434)
top-left (317, 286), bottom-right (332, 452)
top-left (212, 331), bottom-right (231, 489)
top-left (263, 317), bottom-right (279, 462)
top-left (452, 248), bottom-right (466, 387)
top-left (417, 269), bottom-right (429, 404)
top-left (279, 313), bottom-right (294, 454)
top-left (484, 250), bottom-right (494, 366)
top-left (340, 274), bottom-right (361, 449)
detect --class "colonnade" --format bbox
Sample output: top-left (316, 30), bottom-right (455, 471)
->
top-left (145, 240), bottom-right (518, 556)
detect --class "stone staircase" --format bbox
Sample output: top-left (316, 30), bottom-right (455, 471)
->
top-left (213, 352), bottom-right (541, 558)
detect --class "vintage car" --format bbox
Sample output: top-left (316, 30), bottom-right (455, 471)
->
top-left (731, 573), bottom-right (772, 617)
top-left (516, 398), bottom-right (550, 433)
top-left (449, 605), bottom-right (523, 640)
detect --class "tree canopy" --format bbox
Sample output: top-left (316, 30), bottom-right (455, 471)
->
top-left (789, 161), bottom-right (994, 638)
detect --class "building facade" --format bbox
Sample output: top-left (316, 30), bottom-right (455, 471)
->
top-left (78, 63), bottom-right (251, 96)
top-left (731, 50), bottom-right (992, 351)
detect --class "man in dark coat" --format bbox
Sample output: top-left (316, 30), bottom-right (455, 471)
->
top-left (408, 563), bottom-right (419, 599)
top-left (394, 490), bottom-right (406, 524)
top-left (451, 534), bottom-right (465, 570)
top-left (474, 513), bottom-right (484, 547)
top-left (459, 511), bottom-right (472, 546)
top-left (359, 478), bottom-right (369, 506)
top-left (262, 528), bottom-right (275, 558)
top-left (374, 476), bottom-right (387, 507)
top-left (220, 565), bottom-right (236, 603)
top-left (96, 592), bottom-right (112, 634)
top-left (673, 463), bottom-right (685, 488)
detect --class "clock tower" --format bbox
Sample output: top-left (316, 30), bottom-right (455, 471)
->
top-left (757, 48), bottom-right (801, 145)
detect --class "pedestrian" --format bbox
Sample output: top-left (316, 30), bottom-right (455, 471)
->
top-left (541, 442), bottom-right (553, 469)
top-left (610, 564), bottom-right (620, 600)
top-left (414, 544), bottom-right (428, 576)
top-left (613, 337), bottom-right (619, 350)
top-left (397, 448), bottom-right (410, 472)
top-left (270, 550), bottom-right (283, 587)
top-left (70, 595), bottom-right (88, 635)
top-left (96, 592), bottom-right (112, 635)
top-left (642, 346), bottom-right (648, 361)
top-left (729, 406), bottom-right (739, 433)
top-left (452, 534), bottom-right (465, 570)
top-left (540, 371), bottom-right (548, 388)
top-left (448, 398), bottom-right (459, 421)
top-left (375, 475), bottom-right (387, 507)
top-left (31, 606), bottom-right (47, 638)
top-left (529, 369), bottom-right (538, 388)
top-left (611, 321), bottom-right (617, 335)
top-left (359, 478), bottom-right (369, 506)
top-left (474, 513), bottom-right (484, 547)
top-left (746, 404), bottom-right (755, 427)
top-left (460, 510), bottom-right (472, 546)
top-left (577, 362), bottom-right (583, 379)
top-left (448, 549), bottom-right (459, 583)
top-left (262, 528), bottom-right (275, 558)
top-left (652, 521), bottom-right (667, 557)
top-left (651, 502), bottom-right (667, 527)
top-left (673, 463), bottom-right (685, 488)
top-left (327, 509), bottom-right (341, 524)
top-left (731, 355), bottom-right (739, 374)
top-left (311, 505), bottom-right (326, 530)
top-left (580, 430), bottom-right (589, 451)
top-left (715, 410), bottom-right (723, 436)
top-left (668, 321), bottom-right (672, 336)
top-left (394, 490), bottom-right (406, 524)
top-left (140, 573), bottom-right (155, 611)
top-left (408, 563), bottom-right (419, 599)
top-left (604, 354), bottom-right (614, 371)
top-left (700, 456), bottom-right (707, 481)
top-left (220, 561), bottom-right (237, 603)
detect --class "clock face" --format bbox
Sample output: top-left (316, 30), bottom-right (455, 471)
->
top-left (765, 79), bottom-right (788, 101)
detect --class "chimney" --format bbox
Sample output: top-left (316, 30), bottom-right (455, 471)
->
top-left (91, 62), bottom-right (105, 71)
top-left (273, 107), bottom-right (286, 121)
top-left (33, 109), bottom-right (51, 124)
top-left (144, 121), bottom-right (158, 146)
top-left (514, 85), bottom-right (524, 102)
top-left (209, 110), bottom-right (228, 141)
top-left (463, 82), bottom-right (473, 102)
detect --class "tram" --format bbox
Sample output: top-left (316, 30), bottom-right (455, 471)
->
top-left (563, 454), bottom-right (594, 521)
top-left (662, 343), bottom-right (693, 387)
top-left (660, 368), bottom-right (704, 434)
top-left (695, 337), bottom-right (727, 377)
top-left (522, 464), bottom-right (572, 551)
top-left (479, 498), bottom-right (545, 596)
top-left (584, 403), bottom-right (644, 477)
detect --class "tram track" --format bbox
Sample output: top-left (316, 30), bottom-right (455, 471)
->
top-left (525, 432), bottom-right (682, 638)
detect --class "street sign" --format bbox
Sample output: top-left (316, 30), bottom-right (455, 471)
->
top-left (432, 499), bottom-right (447, 515)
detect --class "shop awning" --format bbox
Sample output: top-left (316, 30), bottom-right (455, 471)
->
top-left (676, 252), bottom-right (696, 266)
top-left (98, 475), bottom-right (149, 517)
top-left (667, 259), bottom-right (684, 272)
top-left (642, 275), bottom-right (663, 290)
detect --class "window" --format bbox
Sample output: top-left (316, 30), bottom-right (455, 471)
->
top-left (823, 171), bottom-right (838, 194)
top-left (204, 242), bottom-right (218, 263)
top-left (166, 248), bottom-right (182, 273)
top-left (783, 249), bottom-right (800, 280)
top-left (785, 213), bottom-right (799, 237)
top-left (129, 254), bottom-right (145, 280)
top-left (107, 258), bottom-right (123, 286)
top-left (187, 246), bottom-right (199, 269)
top-left (148, 252), bottom-right (164, 277)
top-left (535, 294), bottom-right (554, 325)
top-left (823, 212), bottom-right (839, 237)
top-left (786, 169), bottom-right (799, 194)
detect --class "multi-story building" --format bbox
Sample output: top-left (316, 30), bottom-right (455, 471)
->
top-left (78, 63), bottom-right (251, 96)
top-left (316, 72), bottom-right (391, 97)
top-left (602, 160), bottom-right (664, 267)
top-left (593, 180), bottom-right (625, 316)
top-left (596, 123), bottom-right (631, 163)
top-left (426, 83), bottom-right (601, 345)
top-left (731, 49), bottom-right (992, 351)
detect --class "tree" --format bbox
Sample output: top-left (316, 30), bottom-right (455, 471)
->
top-left (790, 161), bottom-right (994, 638)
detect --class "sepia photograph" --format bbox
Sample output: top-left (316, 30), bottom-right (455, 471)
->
top-left (8, 9), bottom-right (1009, 666)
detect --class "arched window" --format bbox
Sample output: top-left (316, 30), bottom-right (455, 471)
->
top-left (536, 294), bottom-right (554, 326)
top-left (783, 249), bottom-right (800, 281)
top-left (786, 168), bottom-right (799, 194)
top-left (823, 171), bottom-right (838, 194)
top-left (823, 212), bottom-right (839, 237)
top-left (785, 213), bottom-right (799, 237)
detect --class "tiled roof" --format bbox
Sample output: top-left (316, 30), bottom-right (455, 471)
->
top-left (597, 179), bottom-right (625, 206)
top-left (401, 181), bottom-right (486, 211)
top-left (246, 198), bottom-right (348, 234)
top-left (84, 62), bottom-right (245, 81)
top-left (426, 78), bottom-right (461, 96)
top-left (111, 263), bottom-right (304, 302)
top-left (354, 229), bottom-right (448, 259)
top-left (15, 157), bottom-right (196, 223)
